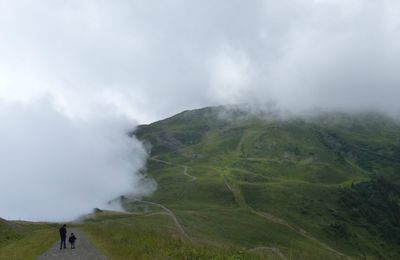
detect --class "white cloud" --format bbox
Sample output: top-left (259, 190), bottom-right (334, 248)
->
top-left (0, 100), bottom-right (154, 221)
top-left (1, 0), bottom-right (399, 120)
top-left (1, 0), bottom-right (400, 220)
top-left (208, 46), bottom-right (255, 102)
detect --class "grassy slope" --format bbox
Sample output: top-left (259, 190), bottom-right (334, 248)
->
top-left (82, 211), bottom-right (266, 259)
top-left (128, 106), bottom-right (400, 259)
top-left (0, 220), bottom-right (58, 260)
top-left (5, 106), bottom-right (397, 259)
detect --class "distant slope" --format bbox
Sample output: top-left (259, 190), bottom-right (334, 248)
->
top-left (129, 105), bottom-right (400, 259)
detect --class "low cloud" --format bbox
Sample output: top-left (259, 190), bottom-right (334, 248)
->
top-left (0, 100), bottom-right (155, 221)
top-left (1, 1), bottom-right (400, 123)
top-left (1, 0), bottom-right (400, 220)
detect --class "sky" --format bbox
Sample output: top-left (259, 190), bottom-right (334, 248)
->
top-left (1, 0), bottom-right (400, 220)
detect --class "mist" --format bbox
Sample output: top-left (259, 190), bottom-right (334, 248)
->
top-left (1, 0), bottom-right (400, 124)
top-left (0, 100), bottom-right (155, 221)
top-left (1, 1), bottom-right (400, 220)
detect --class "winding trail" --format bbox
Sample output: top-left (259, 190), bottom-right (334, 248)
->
top-left (128, 158), bottom-right (194, 243)
top-left (248, 246), bottom-right (288, 260)
top-left (149, 156), bottom-right (349, 258)
top-left (224, 178), bottom-right (352, 260)
top-left (138, 200), bottom-right (192, 242)
top-left (37, 228), bottom-right (107, 260)
top-left (150, 157), bottom-right (197, 181)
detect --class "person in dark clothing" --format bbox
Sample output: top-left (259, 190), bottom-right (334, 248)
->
top-left (69, 233), bottom-right (77, 249)
top-left (59, 224), bottom-right (67, 250)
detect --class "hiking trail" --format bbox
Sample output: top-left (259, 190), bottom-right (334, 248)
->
top-left (150, 157), bottom-right (197, 181)
top-left (139, 200), bottom-right (192, 242)
top-left (224, 178), bottom-right (352, 260)
top-left (37, 228), bottom-right (107, 260)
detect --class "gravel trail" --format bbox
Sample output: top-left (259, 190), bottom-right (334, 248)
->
top-left (37, 228), bottom-right (107, 260)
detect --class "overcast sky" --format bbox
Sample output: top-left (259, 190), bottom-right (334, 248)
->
top-left (1, 0), bottom-right (400, 220)
top-left (1, 0), bottom-right (400, 123)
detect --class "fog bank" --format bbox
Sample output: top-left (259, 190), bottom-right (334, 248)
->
top-left (0, 101), bottom-right (155, 221)
top-left (1, 0), bottom-right (400, 220)
top-left (1, 1), bottom-right (400, 123)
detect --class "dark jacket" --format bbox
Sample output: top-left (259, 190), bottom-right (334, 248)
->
top-left (59, 226), bottom-right (67, 238)
top-left (69, 235), bottom-right (77, 243)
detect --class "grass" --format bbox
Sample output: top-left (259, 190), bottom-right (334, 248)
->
top-left (0, 223), bottom-right (58, 260)
top-left (82, 213), bottom-right (261, 260)
top-left (2, 106), bottom-right (399, 259)
top-left (131, 106), bottom-right (400, 259)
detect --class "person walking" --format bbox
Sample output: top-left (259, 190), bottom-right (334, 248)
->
top-left (59, 224), bottom-right (67, 250)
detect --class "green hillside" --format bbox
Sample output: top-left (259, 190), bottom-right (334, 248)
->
top-left (124, 106), bottom-right (400, 259)
top-left (0, 219), bottom-right (58, 259)
top-left (4, 105), bottom-right (399, 259)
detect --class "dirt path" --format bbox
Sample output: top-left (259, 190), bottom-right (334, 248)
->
top-left (149, 157), bottom-right (349, 258)
top-left (224, 178), bottom-right (352, 260)
top-left (37, 228), bottom-right (107, 260)
top-left (150, 157), bottom-right (197, 181)
top-left (182, 165), bottom-right (197, 181)
top-left (128, 158), bottom-right (194, 242)
top-left (248, 246), bottom-right (289, 260)
top-left (138, 200), bottom-right (192, 242)
top-left (236, 132), bottom-right (246, 154)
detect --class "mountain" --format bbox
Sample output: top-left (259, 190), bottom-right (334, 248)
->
top-left (125, 105), bottom-right (400, 259)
